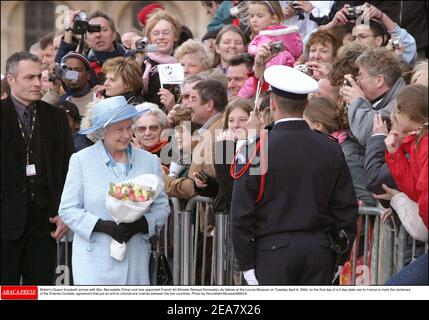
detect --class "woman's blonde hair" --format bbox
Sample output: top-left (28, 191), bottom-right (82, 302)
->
top-left (395, 84), bottom-right (428, 146)
top-left (145, 10), bottom-right (181, 45)
top-left (102, 56), bottom-right (143, 93)
top-left (174, 39), bottom-right (212, 71)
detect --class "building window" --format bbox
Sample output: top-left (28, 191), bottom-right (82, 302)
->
top-left (25, 1), bottom-right (55, 50)
top-left (132, 1), bottom-right (158, 30)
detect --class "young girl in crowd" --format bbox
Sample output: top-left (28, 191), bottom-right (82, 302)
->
top-left (373, 84), bottom-right (428, 285)
top-left (238, 1), bottom-right (302, 98)
top-left (385, 84), bottom-right (428, 229)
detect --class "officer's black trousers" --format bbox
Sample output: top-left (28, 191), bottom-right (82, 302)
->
top-left (255, 232), bottom-right (334, 285)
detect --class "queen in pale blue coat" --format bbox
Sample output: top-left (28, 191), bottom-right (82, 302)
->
top-left (59, 96), bottom-right (170, 285)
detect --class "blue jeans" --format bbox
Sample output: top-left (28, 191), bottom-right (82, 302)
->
top-left (385, 253), bottom-right (428, 285)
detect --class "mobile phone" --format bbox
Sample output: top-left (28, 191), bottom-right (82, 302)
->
top-left (343, 79), bottom-right (352, 87)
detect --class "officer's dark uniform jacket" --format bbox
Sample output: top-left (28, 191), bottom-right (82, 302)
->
top-left (231, 120), bottom-right (358, 284)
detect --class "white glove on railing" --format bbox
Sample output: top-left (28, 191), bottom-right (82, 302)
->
top-left (243, 269), bottom-right (259, 285)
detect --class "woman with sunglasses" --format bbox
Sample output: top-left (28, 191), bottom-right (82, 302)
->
top-left (132, 105), bottom-right (168, 158)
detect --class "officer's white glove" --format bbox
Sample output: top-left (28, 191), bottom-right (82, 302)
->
top-left (243, 269), bottom-right (259, 285)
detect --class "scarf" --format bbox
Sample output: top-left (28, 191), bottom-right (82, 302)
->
top-left (330, 130), bottom-right (349, 144)
top-left (146, 139), bottom-right (169, 156)
top-left (142, 52), bottom-right (176, 94)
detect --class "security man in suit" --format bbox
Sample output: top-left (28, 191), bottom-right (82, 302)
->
top-left (231, 65), bottom-right (358, 285)
top-left (1, 51), bottom-right (74, 285)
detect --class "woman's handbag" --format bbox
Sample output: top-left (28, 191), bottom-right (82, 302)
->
top-left (149, 233), bottom-right (172, 285)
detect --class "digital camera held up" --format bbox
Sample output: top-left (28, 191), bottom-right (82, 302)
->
top-left (269, 41), bottom-right (285, 55)
top-left (51, 63), bottom-right (79, 82)
top-left (135, 37), bottom-right (159, 53)
top-left (129, 37), bottom-right (159, 56)
top-left (347, 6), bottom-right (364, 20)
top-left (291, 1), bottom-right (304, 14)
top-left (294, 64), bottom-right (309, 74)
top-left (391, 38), bottom-right (402, 49)
top-left (72, 11), bottom-right (101, 34)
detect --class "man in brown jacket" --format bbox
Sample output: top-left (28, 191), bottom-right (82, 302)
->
top-left (164, 79), bottom-right (228, 200)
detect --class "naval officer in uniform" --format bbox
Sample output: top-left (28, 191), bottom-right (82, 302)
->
top-left (231, 65), bottom-right (358, 285)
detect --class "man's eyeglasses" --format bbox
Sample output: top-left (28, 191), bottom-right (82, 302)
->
top-left (134, 125), bottom-right (160, 134)
top-left (351, 34), bottom-right (377, 41)
top-left (356, 74), bottom-right (376, 82)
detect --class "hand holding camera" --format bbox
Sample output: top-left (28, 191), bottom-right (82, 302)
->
top-left (290, 1), bottom-right (305, 19)
top-left (294, 64), bottom-right (309, 75)
top-left (346, 5), bottom-right (364, 21)
top-left (268, 41), bottom-right (285, 55)
top-left (65, 10), bottom-right (101, 34)
top-left (254, 43), bottom-right (276, 79)
top-left (340, 74), bottom-right (365, 104)
top-left (129, 37), bottom-right (159, 57)
top-left (291, 1), bottom-right (313, 14)
top-left (387, 38), bottom-right (404, 57)
top-left (193, 170), bottom-right (210, 189)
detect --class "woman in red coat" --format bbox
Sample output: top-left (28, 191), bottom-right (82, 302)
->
top-left (385, 84), bottom-right (428, 228)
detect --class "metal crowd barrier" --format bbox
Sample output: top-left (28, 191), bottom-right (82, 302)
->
top-left (54, 201), bottom-right (427, 286)
top-left (170, 196), bottom-right (237, 285)
top-left (350, 206), bottom-right (428, 285)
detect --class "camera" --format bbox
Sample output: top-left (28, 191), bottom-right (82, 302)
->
top-left (291, 1), bottom-right (304, 14)
top-left (135, 37), bottom-right (159, 53)
top-left (347, 6), bottom-right (364, 20)
top-left (290, 1), bottom-right (305, 19)
top-left (51, 63), bottom-right (79, 81)
top-left (55, 63), bottom-right (68, 80)
top-left (195, 170), bottom-right (210, 184)
top-left (72, 11), bottom-right (101, 34)
top-left (391, 38), bottom-right (402, 49)
top-left (294, 64), bottom-right (309, 74)
top-left (230, 1), bottom-right (248, 19)
top-left (269, 41), bottom-right (285, 55)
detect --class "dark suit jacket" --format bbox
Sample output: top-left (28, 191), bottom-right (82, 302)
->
top-left (1, 96), bottom-right (74, 240)
top-left (231, 120), bottom-right (358, 270)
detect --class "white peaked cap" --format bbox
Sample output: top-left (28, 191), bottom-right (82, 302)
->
top-left (264, 65), bottom-right (319, 100)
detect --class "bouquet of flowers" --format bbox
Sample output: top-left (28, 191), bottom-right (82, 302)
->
top-left (105, 174), bottom-right (163, 260)
top-left (108, 182), bottom-right (155, 204)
